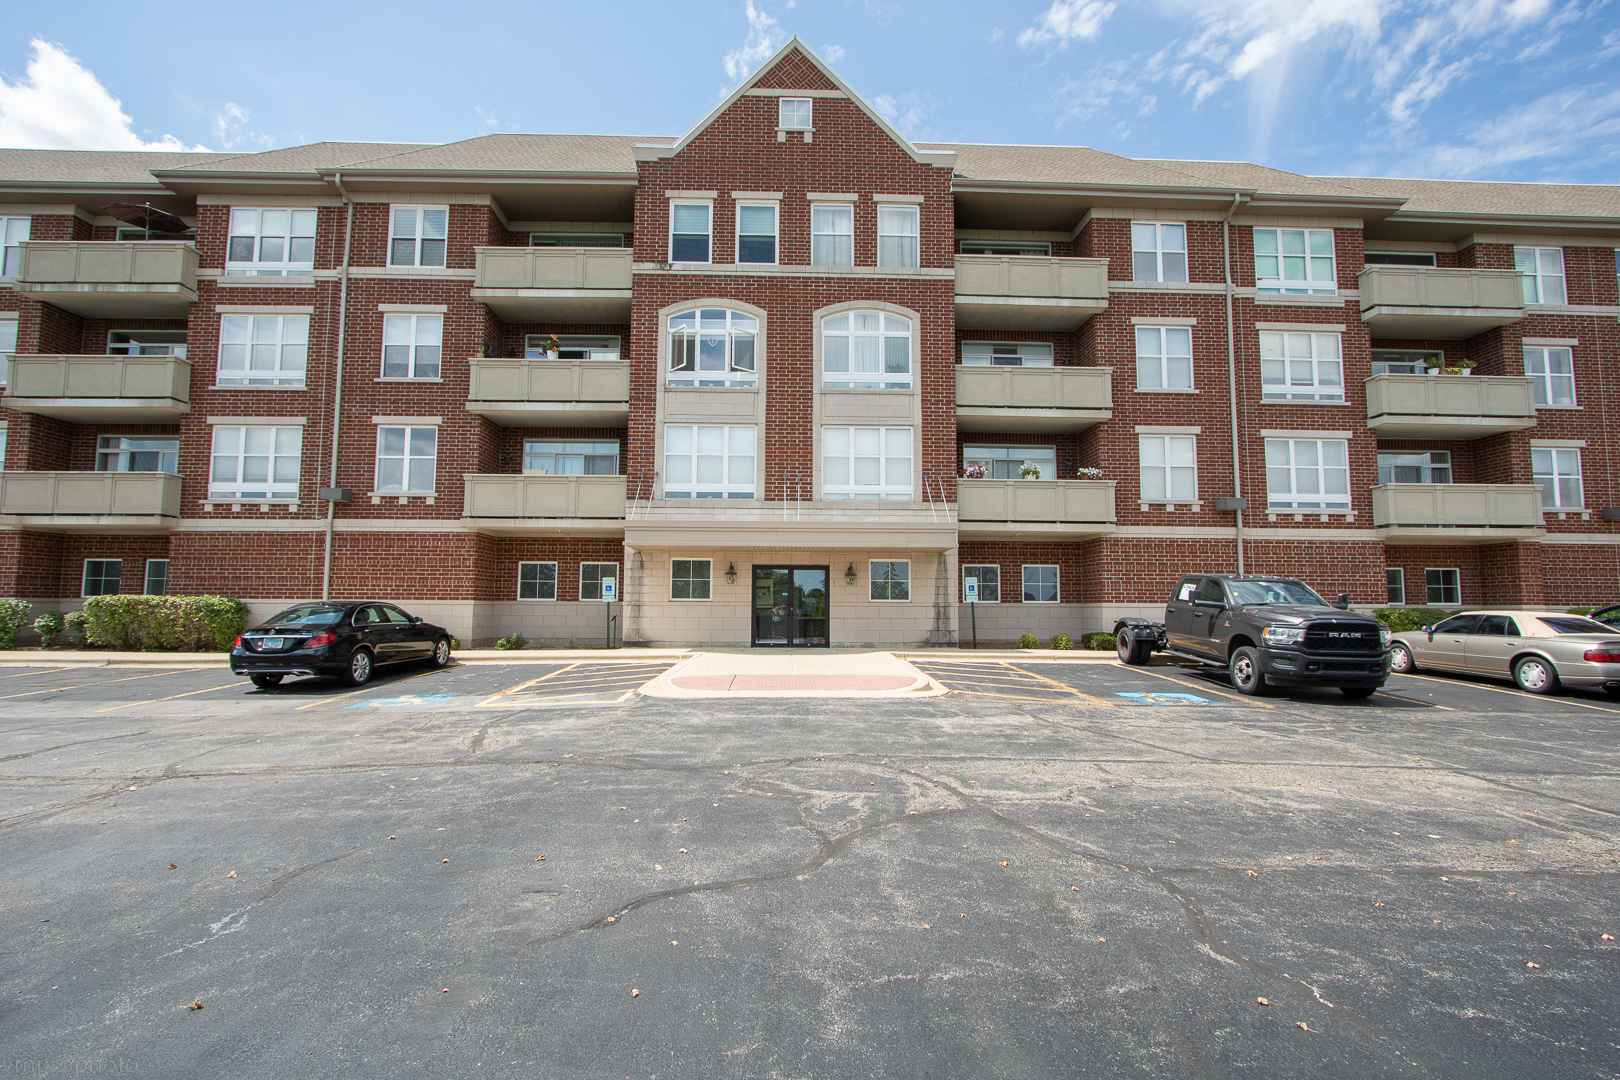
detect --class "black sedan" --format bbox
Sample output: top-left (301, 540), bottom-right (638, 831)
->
top-left (1590, 604), bottom-right (1620, 630)
top-left (230, 601), bottom-right (452, 688)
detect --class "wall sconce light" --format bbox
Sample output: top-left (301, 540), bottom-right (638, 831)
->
top-left (724, 562), bottom-right (737, 584)
top-left (844, 563), bottom-right (857, 586)
top-left (501, 453), bottom-right (512, 466)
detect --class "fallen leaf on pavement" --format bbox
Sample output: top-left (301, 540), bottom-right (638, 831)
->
top-left (534, 855), bottom-right (546, 861)
top-left (654, 864), bottom-right (663, 871)
top-left (1603, 934), bottom-right (1615, 941)
top-left (1527, 962), bottom-right (1540, 968)
top-left (226, 871), bottom-right (236, 878)
top-left (630, 989), bottom-right (640, 997)
top-left (999, 861), bottom-right (1008, 867)
top-left (678, 849), bottom-right (687, 854)
top-left (1257, 997), bottom-right (1273, 1006)
top-left (921, 924), bottom-right (930, 929)
top-left (442, 859), bottom-right (449, 864)
top-left (387, 836), bottom-right (395, 840)
top-left (1297, 1022), bottom-right (1314, 1032)
top-left (1247, 871), bottom-right (1258, 877)
top-left (168, 864), bottom-right (177, 870)
top-left (670, 941), bottom-right (678, 946)
top-left (187, 1000), bottom-right (203, 1011)
top-left (605, 917), bottom-right (615, 923)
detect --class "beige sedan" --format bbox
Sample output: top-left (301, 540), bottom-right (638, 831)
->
top-left (1389, 610), bottom-right (1620, 695)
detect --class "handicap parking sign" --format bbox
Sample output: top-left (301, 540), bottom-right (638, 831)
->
top-left (965, 576), bottom-right (979, 602)
top-left (602, 578), bottom-right (616, 602)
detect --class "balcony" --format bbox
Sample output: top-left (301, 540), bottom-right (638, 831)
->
top-left (956, 365), bottom-right (1112, 432)
top-left (1365, 373), bottom-right (1536, 440)
top-left (0, 472), bottom-right (182, 533)
top-left (4, 355), bottom-right (191, 422)
top-left (954, 255), bottom-right (1108, 331)
top-left (460, 474), bottom-right (627, 535)
top-left (470, 247), bottom-right (632, 323)
top-left (1372, 483), bottom-right (1545, 544)
top-left (956, 479), bottom-right (1117, 540)
top-left (1358, 267), bottom-right (1524, 340)
top-left (465, 358), bottom-right (629, 427)
top-left (11, 241), bottom-right (199, 317)
top-left (624, 503), bottom-right (958, 550)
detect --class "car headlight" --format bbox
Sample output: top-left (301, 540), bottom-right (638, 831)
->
top-left (1262, 626), bottom-right (1306, 646)
top-left (1379, 628), bottom-right (1392, 649)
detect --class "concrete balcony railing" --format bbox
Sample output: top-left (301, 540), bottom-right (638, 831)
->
top-left (465, 358), bottom-right (630, 427)
top-left (954, 255), bottom-right (1109, 331)
top-left (955, 365), bottom-right (1112, 432)
top-left (460, 474), bottom-right (627, 535)
top-left (1372, 483), bottom-right (1546, 544)
top-left (1364, 373), bottom-right (1536, 440)
top-left (12, 241), bottom-right (199, 317)
top-left (956, 479), bottom-right (1117, 540)
top-left (4, 355), bottom-right (191, 422)
top-left (1358, 266), bottom-right (1525, 340)
top-left (0, 471), bottom-right (182, 533)
top-left (471, 246), bottom-right (633, 322)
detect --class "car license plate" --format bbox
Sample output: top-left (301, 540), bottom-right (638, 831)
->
top-left (260, 637), bottom-right (284, 650)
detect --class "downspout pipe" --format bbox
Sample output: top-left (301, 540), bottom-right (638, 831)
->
top-left (321, 173), bottom-right (356, 601)
top-left (1223, 192), bottom-right (1248, 574)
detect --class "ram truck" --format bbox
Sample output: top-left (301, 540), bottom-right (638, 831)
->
top-left (1113, 574), bottom-right (1391, 697)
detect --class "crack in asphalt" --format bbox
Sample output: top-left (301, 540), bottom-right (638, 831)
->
top-left (155, 848), bottom-right (358, 960)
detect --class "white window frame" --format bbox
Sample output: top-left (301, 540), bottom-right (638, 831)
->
top-left (107, 329), bottom-right (186, 358)
top-left (1377, 450), bottom-right (1451, 485)
top-left (209, 425), bottom-right (302, 501)
top-left (870, 560), bottom-right (910, 602)
top-left (1253, 227), bottom-right (1337, 295)
top-left (1515, 246), bottom-right (1566, 305)
top-left (96, 435), bottom-right (178, 474)
top-left (144, 559), bottom-right (170, 596)
top-left (821, 426), bottom-right (913, 501)
top-left (1260, 330), bottom-right (1343, 402)
top-left (666, 308), bottom-right (758, 388)
top-left (523, 440), bottom-right (619, 476)
top-left (671, 559), bottom-right (712, 601)
top-left (1131, 222), bottom-right (1188, 282)
top-left (963, 444), bottom-right (1056, 481)
top-left (1, 216), bottom-right (29, 277)
top-left (811, 203), bottom-right (853, 267)
top-left (388, 205), bottom-right (448, 268)
top-left (962, 564), bottom-right (1000, 604)
top-left (580, 562), bottom-right (619, 602)
top-left (821, 310), bottom-right (912, 389)
top-left (82, 559), bottom-right (122, 598)
top-left (669, 201), bottom-right (712, 264)
top-left (1385, 568), bottom-right (1405, 606)
top-left (663, 425), bottom-right (756, 500)
top-left (1138, 434), bottom-right (1197, 502)
top-left (225, 207), bottom-right (316, 276)
top-left (735, 202), bottom-right (778, 265)
top-left (374, 425), bottom-right (438, 494)
top-left (526, 334), bottom-right (620, 360)
top-left (961, 342), bottom-right (1053, 367)
top-left (0, 319), bottom-right (16, 383)
top-left (1426, 568), bottom-right (1460, 606)
top-left (1532, 447), bottom-right (1583, 510)
top-left (217, 313), bottom-right (309, 387)
top-left (381, 313), bottom-right (443, 379)
top-left (1265, 438), bottom-right (1351, 511)
top-left (1135, 325), bottom-right (1194, 390)
top-left (1523, 346), bottom-right (1576, 407)
top-left (517, 561), bottom-right (557, 601)
top-left (1021, 564), bottom-right (1059, 604)
top-left (778, 97), bottom-right (813, 130)
top-left (877, 204), bottom-right (919, 269)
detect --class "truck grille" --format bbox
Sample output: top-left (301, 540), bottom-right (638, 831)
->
top-left (1304, 625), bottom-right (1381, 655)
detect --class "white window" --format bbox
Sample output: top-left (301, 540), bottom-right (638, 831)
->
top-left (961, 342), bottom-right (1053, 366)
top-left (778, 98), bottom-right (812, 130)
top-left (821, 310), bottom-right (911, 389)
top-left (870, 560), bottom-right (910, 602)
top-left (1370, 350), bottom-right (1437, 375)
top-left (382, 313), bottom-right (442, 379)
top-left (96, 436), bottom-right (177, 473)
top-left (672, 559), bottom-right (711, 601)
top-left (526, 334), bottom-right (620, 360)
top-left (1378, 451), bottom-right (1451, 484)
top-left (144, 559), bottom-right (170, 596)
top-left (1, 216), bottom-right (29, 277)
top-left (226, 208), bottom-right (316, 275)
top-left (374, 426), bottom-right (437, 493)
top-left (822, 426), bottom-right (913, 501)
top-left (108, 330), bottom-right (186, 357)
top-left (389, 206), bottom-right (448, 268)
top-left (663, 425), bottom-right (755, 499)
top-left (82, 559), bottom-right (122, 598)
top-left (812, 204), bottom-right (853, 267)
top-left (518, 562), bottom-right (557, 601)
top-left (1253, 227), bottom-right (1337, 295)
top-left (0, 424), bottom-right (7, 466)
top-left (217, 314), bottom-right (308, 387)
top-left (580, 562), bottom-right (618, 602)
top-left (962, 564), bottom-right (1000, 603)
top-left (1516, 246), bottom-right (1566, 305)
top-left (963, 445), bottom-right (1055, 480)
top-left (1260, 330), bottom-right (1342, 401)
top-left (1385, 568), bottom-right (1405, 605)
top-left (667, 308), bottom-right (757, 387)
top-left (736, 203), bottom-right (777, 264)
top-left (1138, 435), bottom-right (1197, 502)
top-left (1426, 568), bottom-right (1460, 606)
top-left (1022, 565), bottom-right (1059, 604)
top-left (1131, 222), bottom-right (1187, 282)
top-left (1523, 346), bottom-right (1576, 406)
top-left (0, 320), bottom-right (17, 382)
top-left (1135, 326), bottom-right (1193, 390)
top-left (877, 205), bottom-right (919, 269)
top-left (210, 426), bottom-right (302, 500)
top-left (669, 202), bottom-right (711, 263)
top-left (1532, 447), bottom-right (1583, 510)
top-left (1265, 438), bottom-right (1350, 510)
top-left (959, 239), bottom-right (1050, 256)
top-left (524, 440), bottom-right (618, 475)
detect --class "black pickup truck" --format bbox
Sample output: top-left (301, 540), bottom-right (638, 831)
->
top-left (1113, 574), bottom-right (1391, 697)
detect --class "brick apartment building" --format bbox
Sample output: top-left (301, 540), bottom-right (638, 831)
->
top-left (0, 40), bottom-right (1616, 647)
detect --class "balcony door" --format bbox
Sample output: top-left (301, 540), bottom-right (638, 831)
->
top-left (751, 567), bottom-right (829, 647)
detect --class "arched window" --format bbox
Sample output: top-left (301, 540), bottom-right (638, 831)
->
top-left (667, 308), bottom-right (757, 388)
top-left (821, 310), bottom-right (911, 389)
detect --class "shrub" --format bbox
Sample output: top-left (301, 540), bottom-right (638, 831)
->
top-left (450, 637), bottom-right (461, 650)
top-left (0, 599), bottom-right (33, 649)
top-left (32, 611), bottom-right (64, 649)
top-left (1016, 633), bottom-right (1039, 649)
top-left (1372, 608), bottom-right (1451, 633)
top-left (1566, 606), bottom-right (1596, 616)
top-left (496, 633), bottom-right (528, 651)
top-left (1050, 633), bottom-right (1074, 650)
top-left (80, 595), bottom-right (250, 651)
top-left (1081, 632), bottom-right (1117, 651)
top-left (63, 611), bottom-right (88, 647)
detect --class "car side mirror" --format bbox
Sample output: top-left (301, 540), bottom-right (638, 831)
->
top-left (412, 615), bottom-right (423, 624)
top-left (1426, 627), bottom-right (1435, 640)
top-left (1332, 593), bottom-right (1350, 610)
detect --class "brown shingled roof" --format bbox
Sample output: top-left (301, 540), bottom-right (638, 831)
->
top-left (1315, 175), bottom-right (1620, 219)
top-left (162, 142), bottom-right (432, 174)
top-left (336, 134), bottom-right (674, 175)
top-left (1139, 159), bottom-right (1393, 200)
top-left (917, 142), bottom-right (1218, 189)
top-left (0, 148), bottom-right (234, 184)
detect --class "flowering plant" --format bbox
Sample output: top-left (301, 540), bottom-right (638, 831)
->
top-left (1019, 461), bottom-right (1042, 479)
top-left (536, 334), bottom-right (562, 356)
top-left (1075, 467), bottom-right (1105, 479)
top-left (961, 463), bottom-right (988, 479)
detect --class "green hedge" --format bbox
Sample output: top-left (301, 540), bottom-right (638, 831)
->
top-left (1050, 633), bottom-right (1073, 650)
top-left (1081, 632), bottom-right (1117, 651)
top-left (495, 633), bottom-right (528, 650)
top-left (80, 595), bottom-right (250, 651)
top-left (0, 599), bottom-right (32, 649)
top-left (1016, 633), bottom-right (1039, 649)
top-left (1371, 608), bottom-right (1451, 633)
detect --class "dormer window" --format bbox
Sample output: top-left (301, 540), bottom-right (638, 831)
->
top-left (779, 98), bottom-right (812, 130)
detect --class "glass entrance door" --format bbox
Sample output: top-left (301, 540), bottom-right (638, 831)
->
top-left (751, 566), bottom-right (829, 647)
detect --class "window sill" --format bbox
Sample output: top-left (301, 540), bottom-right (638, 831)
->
top-left (369, 492), bottom-right (438, 505)
top-left (669, 597), bottom-right (713, 603)
top-left (1139, 501), bottom-right (1204, 511)
top-left (1257, 398), bottom-right (1351, 405)
top-left (516, 597), bottom-right (558, 602)
top-left (1253, 293), bottom-right (1345, 305)
top-left (1533, 404), bottom-right (1582, 410)
top-left (1134, 387), bottom-right (1199, 394)
top-left (211, 383), bottom-right (308, 391)
top-left (375, 377), bottom-right (444, 383)
top-left (201, 500), bottom-right (300, 512)
top-left (820, 385), bottom-right (914, 393)
top-left (868, 599), bottom-right (912, 604)
top-left (218, 275), bottom-right (315, 287)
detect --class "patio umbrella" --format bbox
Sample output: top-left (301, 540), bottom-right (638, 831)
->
top-left (103, 202), bottom-right (189, 240)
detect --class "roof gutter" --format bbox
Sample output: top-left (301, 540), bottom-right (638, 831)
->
top-left (1223, 191), bottom-right (1250, 574)
top-left (320, 172), bottom-right (356, 602)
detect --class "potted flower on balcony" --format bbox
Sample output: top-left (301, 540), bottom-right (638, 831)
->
top-left (961, 463), bottom-right (988, 480)
top-left (1020, 461), bottom-right (1042, 480)
top-left (1075, 467), bottom-right (1105, 480)
top-left (534, 334), bottom-right (561, 359)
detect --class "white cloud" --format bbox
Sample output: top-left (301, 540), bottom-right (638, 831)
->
top-left (723, 1), bottom-right (787, 82)
top-left (0, 39), bottom-right (207, 151)
top-left (1018, 0), bottom-right (1118, 49)
top-left (212, 102), bottom-right (274, 151)
top-left (820, 43), bottom-right (845, 64)
top-left (990, 27), bottom-right (1005, 43)
top-left (1422, 85), bottom-right (1620, 176)
top-left (873, 91), bottom-right (934, 139)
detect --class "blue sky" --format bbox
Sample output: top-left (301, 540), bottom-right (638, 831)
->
top-left (1, 0), bottom-right (1617, 182)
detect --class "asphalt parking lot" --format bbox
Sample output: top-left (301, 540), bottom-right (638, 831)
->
top-left (1, 656), bottom-right (1616, 1079)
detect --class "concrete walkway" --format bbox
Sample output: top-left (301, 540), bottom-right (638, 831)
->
top-left (645, 648), bottom-right (945, 699)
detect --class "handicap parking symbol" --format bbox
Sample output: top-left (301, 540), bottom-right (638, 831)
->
top-left (1114, 691), bottom-right (1216, 706)
top-left (346, 693), bottom-right (460, 709)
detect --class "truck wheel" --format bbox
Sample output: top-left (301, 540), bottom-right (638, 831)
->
top-left (1340, 686), bottom-right (1376, 699)
top-left (1116, 629), bottom-right (1150, 665)
top-left (1229, 646), bottom-right (1267, 695)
